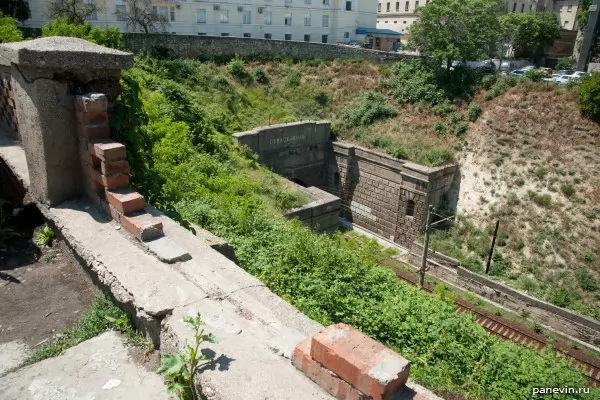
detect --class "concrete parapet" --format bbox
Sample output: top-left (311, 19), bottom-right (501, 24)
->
top-left (0, 37), bottom-right (133, 206)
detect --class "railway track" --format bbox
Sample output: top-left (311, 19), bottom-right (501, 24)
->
top-left (394, 269), bottom-right (600, 387)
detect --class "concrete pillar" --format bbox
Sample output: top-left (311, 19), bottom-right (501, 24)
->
top-left (0, 37), bottom-right (132, 206)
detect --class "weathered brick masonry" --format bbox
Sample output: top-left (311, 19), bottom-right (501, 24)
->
top-left (75, 93), bottom-right (163, 241)
top-left (234, 121), bottom-right (458, 248)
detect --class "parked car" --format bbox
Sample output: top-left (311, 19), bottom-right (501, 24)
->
top-left (555, 75), bottom-right (575, 84)
top-left (521, 66), bottom-right (536, 71)
top-left (554, 69), bottom-right (572, 76)
top-left (572, 71), bottom-right (588, 78)
top-left (539, 67), bottom-right (552, 77)
top-left (509, 69), bottom-right (526, 76)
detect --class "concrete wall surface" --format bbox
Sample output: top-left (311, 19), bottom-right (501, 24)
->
top-left (123, 33), bottom-right (417, 62)
top-left (285, 184), bottom-right (341, 233)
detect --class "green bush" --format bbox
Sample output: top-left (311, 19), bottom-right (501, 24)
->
top-left (434, 121), bottom-right (446, 136)
top-left (482, 74), bottom-right (497, 89)
top-left (285, 68), bottom-right (301, 86)
top-left (253, 66), bottom-right (269, 84)
top-left (468, 103), bottom-right (482, 122)
top-left (560, 182), bottom-right (576, 197)
top-left (555, 57), bottom-right (574, 72)
top-left (227, 57), bottom-right (252, 84)
top-left (342, 92), bottom-right (398, 127)
top-left (41, 18), bottom-right (123, 49)
top-left (454, 121), bottom-right (468, 135)
top-left (577, 73), bottom-right (600, 123)
top-left (525, 70), bottom-right (546, 82)
top-left (0, 12), bottom-right (23, 43)
top-left (576, 269), bottom-right (598, 291)
top-left (383, 60), bottom-right (448, 106)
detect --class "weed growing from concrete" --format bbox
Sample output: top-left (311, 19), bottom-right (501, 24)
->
top-left (157, 313), bottom-right (217, 400)
top-left (35, 226), bottom-right (56, 247)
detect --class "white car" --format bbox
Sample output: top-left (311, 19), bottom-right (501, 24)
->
top-left (572, 71), bottom-right (588, 78)
top-left (555, 75), bottom-right (575, 84)
top-left (521, 66), bottom-right (536, 71)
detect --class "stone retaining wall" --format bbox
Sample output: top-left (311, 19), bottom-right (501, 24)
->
top-left (123, 33), bottom-right (417, 63)
top-left (285, 185), bottom-right (341, 233)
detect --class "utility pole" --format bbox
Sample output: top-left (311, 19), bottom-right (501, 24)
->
top-left (485, 220), bottom-right (500, 274)
top-left (419, 205), bottom-right (433, 288)
top-left (577, 0), bottom-right (600, 72)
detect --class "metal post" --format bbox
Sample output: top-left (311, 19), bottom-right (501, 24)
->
top-left (485, 220), bottom-right (500, 274)
top-left (577, 0), bottom-right (600, 72)
top-left (419, 205), bottom-right (433, 288)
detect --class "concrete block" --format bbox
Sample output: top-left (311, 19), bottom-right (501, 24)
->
top-left (311, 324), bottom-right (410, 400)
top-left (146, 236), bottom-right (192, 263)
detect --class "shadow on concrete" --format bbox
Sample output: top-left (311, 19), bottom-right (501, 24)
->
top-left (53, 198), bottom-right (112, 225)
top-left (200, 349), bottom-right (235, 372)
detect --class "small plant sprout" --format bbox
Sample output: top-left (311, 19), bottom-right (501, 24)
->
top-left (157, 313), bottom-right (217, 400)
top-left (35, 226), bottom-right (56, 247)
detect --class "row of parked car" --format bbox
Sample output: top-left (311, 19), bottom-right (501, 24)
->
top-left (507, 65), bottom-right (588, 84)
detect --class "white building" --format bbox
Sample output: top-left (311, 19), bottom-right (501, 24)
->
top-left (25, 0), bottom-right (377, 44)
top-left (376, 0), bottom-right (578, 36)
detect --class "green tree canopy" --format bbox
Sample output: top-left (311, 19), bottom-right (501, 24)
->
top-left (499, 12), bottom-right (561, 59)
top-left (408, 0), bottom-right (505, 67)
top-left (0, 0), bottom-right (30, 22)
top-left (0, 12), bottom-right (23, 43)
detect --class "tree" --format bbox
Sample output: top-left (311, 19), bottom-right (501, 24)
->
top-left (408, 0), bottom-right (505, 69)
top-left (0, 12), bottom-right (23, 43)
top-left (41, 18), bottom-right (124, 50)
top-left (578, 72), bottom-right (600, 122)
top-left (499, 12), bottom-right (561, 60)
top-left (115, 0), bottom-right (170, 34)
top-left (0, 0), bottom-right (31, 23)
top-left (47, 0), bottom-right (103, 25)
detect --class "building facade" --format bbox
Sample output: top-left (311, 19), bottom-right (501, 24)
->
top-left (25, 0), bottom-right (377, 43)
top-left (376, 0), bottom-right (578, 36)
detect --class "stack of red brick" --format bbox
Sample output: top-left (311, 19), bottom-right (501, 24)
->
top-left (75, 93), bottom-right (163, 241)
top-left (293, 323), bottom-right (412, 400)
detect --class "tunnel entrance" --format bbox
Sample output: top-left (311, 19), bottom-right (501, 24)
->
top-left (290, 178), bottom-right (308, 187)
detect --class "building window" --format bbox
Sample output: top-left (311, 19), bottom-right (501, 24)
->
top-left (221, 33), bottom-right (229, 36)
top-left (378, 3), bottom-right (381, 12)
top-left (305, 0), bottom-right (311, 3)
top-left (568, 5), bottom-right (572, 12)
top-left (264, 33), bottom-right (272, 39)
top-left (153, 6), bottom-right (174, 21)
top-left (285, 14), bottom-right (292, 25)
top-left (385, 20), bottom-right (388, 23)
top-left (322, 15), bottom-right (329, 27)
top-left (345, 1), bottom-right (352, 11)
top-left (243, 33), bottom-right (251, 37)
top-left (243, 10), bottom-right (251, 24)
top-left (512, 2), bottom-right (516, 11)
top-left (405, 1), bottom-right (409, 11)
top-left (564, 20), bottom-right (569, 27)
top-left (403, 20), bottom-right (406, 23)
top-left (285, 33), bottom-right (292, 40)
top-left (322, 34), bottom-right (328, 43)
top-left (198, 33), bottom-right (206, 35)
top-left (265, 11), bottom-right (272, 25)
top-left (344, 31), bottom-right (350, 38)
top-left (386, 2), bottom-right (390, 11)
top-left (520, 3), bottom-right (524, 12)
top-left (396, 1), bottom-right (399, 10)
top-left (196, 8), bottom-right (206, 23)
top-left (323, 0), bottom-right (330, 4)
top-left (304, 34), bottom-right (310, 41)
top-left (559, 5), bottom-right (563, 12)
top-left (220, 9), bottom-right (229, 23)
top-left (170, 6), bottom-right (175, 21)
top-left (406, 200), bottom-right (415, 217)
top-left (115, 5), bottom-right (126, 21)
top-left (88, 7), bottom-right (98, 20)
top-left (334, 172), bottom-right (340, 187)
top-left (304, 14), bottom-right (311, 26)
top-left (529, 4), bottom-right (532, 10)
top-left (415, 0), bottom-right (419, 8)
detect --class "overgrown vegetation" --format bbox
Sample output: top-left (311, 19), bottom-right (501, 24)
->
top-left (41, 18), bottom-right (124, 49)
top-left (0, 12), bottom-right (23, 43)
top-left (26, 295), bottom-right (149, 364)
top-left (111, 52), bottom-right (598, 399)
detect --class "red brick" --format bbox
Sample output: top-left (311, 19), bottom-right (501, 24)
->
top-left (78, 124), bottom-right (111, 140)
top-left (101, 160), bottom-right (130, 176)
top-left (76, 111), bottom-right (108, 125)
top-left (105, 188), bottom-right (145, 214)
top-left (90, 140), bottom-right (127, 161)
top-left (89, 167), bottom-right (129, 189)
top-left (121, 212), bottom-right (163, 241)
top-left (310, 324), bottom-right (410, 400)
top-left (75, 93), bottom-right (107, 113)
top-left (292, 339), bottom-right (364, 400)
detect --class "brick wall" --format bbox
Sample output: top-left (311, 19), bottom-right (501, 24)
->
top-left (123, 34), bottom-right (418, 63)
top-left (0, 66), bottom-right (18, 139)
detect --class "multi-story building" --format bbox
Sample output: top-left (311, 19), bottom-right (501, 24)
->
top-left (376, 0), bottom-right (578, 36)
top-left (25, 0), bottom-right (377, 44)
